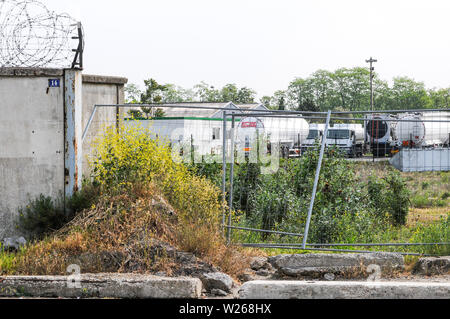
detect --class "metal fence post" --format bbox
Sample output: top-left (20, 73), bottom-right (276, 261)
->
top-left (227, 113), bottom-right (236, 245)
top-left (302, 110), bottom-right (332, 249)
top-left (222, 111), bottom-right (227, 235)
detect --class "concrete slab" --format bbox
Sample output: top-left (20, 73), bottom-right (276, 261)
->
top-left (239, 281), bottom-right (450, 299)
top-left (0, 274), bottom-right (202, 299)
top-left (268, 253), bottom-right (404, 277)
top-left (413, 257), bottom-right (450, 276)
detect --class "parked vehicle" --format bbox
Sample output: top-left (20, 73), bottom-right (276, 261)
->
top-left (365, 114), bottom-right (396, 157)
top-left (326, 124), bottom-right (364, 158)
top-left (301, 124), bottom-right (325, 154)
top-left (391, 112), bottom-right (450, 150)
top-left (236, 116), bottom-right (310, 158)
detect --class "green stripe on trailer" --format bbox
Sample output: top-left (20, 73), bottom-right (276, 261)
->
top-left (124, 117), bottom-right (242, 122)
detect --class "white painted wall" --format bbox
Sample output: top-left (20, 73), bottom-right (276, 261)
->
top-left (126, 119), bottom-right (225, 157)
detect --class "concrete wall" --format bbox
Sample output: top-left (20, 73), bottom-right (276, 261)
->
top-left (0, 69), bottom-right (127, 239)
top-left (82, 75), bottom-right (127, 177)
top-left (0, 68), bottom-right (65, 239)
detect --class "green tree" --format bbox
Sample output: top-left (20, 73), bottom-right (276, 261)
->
top-left (236, 87), bottom-right (257, 104)
top-left (429, 88), bottom-right (450, 108)
top-left (124, 83), bottom-right (142, 104)
top-left (194, 82), bottom-right (221, 102)
top-left (140, 79), bottom-right (169, 118)
top-left (334, 67), bottom-right (370, 111)
top-left (391, 77), bottom-right (432, 110)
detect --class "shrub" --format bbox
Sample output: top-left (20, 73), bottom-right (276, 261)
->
top-left (247, 169), bottom-right (303, 237)
top-left (367, 170), bottom-right (410, 226)
top-left (90, 124), bottom-right (225, 256)
top-left (66, 182), bottom-right (101, 214)
top-left (17, 182), bottom-right (101, 240)
top-left (17, 195), bottom-right (67, 240)
top-left (383, 171), bottom-right (410, 226)
top-left (229, 145), bottom-right (383, 244)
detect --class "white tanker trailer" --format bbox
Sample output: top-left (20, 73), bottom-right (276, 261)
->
top-left (392, 112), bottom-right (450, 149)
top-left (235, 116), bottom-right (310, 157)
top-left (365, 114), bottom-right (396, 157)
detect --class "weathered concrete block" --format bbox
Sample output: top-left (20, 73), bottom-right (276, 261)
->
top-left (250, 257), bottom-right (272, 271)
top-left (0, 274), bottom-right (202, 299)
top-left (1, 237), bottom-right (27, 251)
top-left (413, 257), bottom-right (450, 276)
top-left (201, 272), bottom-right (233, 293)
top-left (268, 253), bottom-right (404, 277)
top-left (239, 281), bottom-right (450, 299)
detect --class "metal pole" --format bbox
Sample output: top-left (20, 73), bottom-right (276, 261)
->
top-left (82, 105), bottom-right (98, 142)
top-left (366, 57), bottom-right (377, 112)
top-left (222, 111), bottom-right (227, 235)
top-left (302, 110), bottom-right (332, 249)
top-left (227, 113), bottom-right (236, 245)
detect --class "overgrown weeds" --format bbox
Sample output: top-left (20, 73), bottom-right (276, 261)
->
top-left (2, 124), bottom-right (249, 278)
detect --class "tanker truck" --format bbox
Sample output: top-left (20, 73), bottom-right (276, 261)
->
top-left (391, 112), bottom-right (450, 150)
top-left (326, 124), bottom-right (365, 158)
top-left (365, 114), bottom-right (396, 157)
top-left (301, 124), bottom-right (326, 154)
top-left (235, 116), bottom-right (310, 158)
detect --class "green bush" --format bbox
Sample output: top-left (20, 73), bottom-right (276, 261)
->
top-left (229, 145), bottom-right (385, 244)
top-left (17, 184), bottom-right (100, 240)
top-left (247, 169), bottom-right (304, 237)
top-left (368, 170), bottom-right (410, 226)
top-left (17, 195), bottom-right (67, 240)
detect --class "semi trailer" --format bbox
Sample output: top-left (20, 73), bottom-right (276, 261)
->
top-left (235, 116), bottom-right (310, 158)
top-left (365, 114), bottom-right (396, 157)
top-left (391, 112), bottom-right (450, 150)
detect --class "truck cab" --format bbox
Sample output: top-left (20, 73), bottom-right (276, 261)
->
top-left (301, 125), bottom-right (325, 154)
top-left (326, 125), bottom-right (364, 158)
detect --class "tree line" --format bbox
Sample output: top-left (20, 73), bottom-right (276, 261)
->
top-left (125, 67), bottom-right (449, 113)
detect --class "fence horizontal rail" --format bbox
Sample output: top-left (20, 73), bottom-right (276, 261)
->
top-left (242, 242), bottom-right (450, 247)
top-left (332, 108), bottom-right (450, 114)
top-left (223, 225), bottom-right (304, 238)
top-left (94, 104), bottom-right (329, 115)
top-left (240, 244), bottom-right (436, 257)
top-left (94, 104), bottom-right (449, 115)
top-left (231, 113), bottom-right (450, 123)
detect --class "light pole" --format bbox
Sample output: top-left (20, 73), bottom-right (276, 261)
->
top-left (366, 57), bottom-right (377, 111)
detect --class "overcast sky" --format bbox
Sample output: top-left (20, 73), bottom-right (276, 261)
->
top-left (44, 0), bottom-right (449, 97)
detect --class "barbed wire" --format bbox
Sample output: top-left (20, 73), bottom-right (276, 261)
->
top-left (0, 0), bottom-right (82, 68)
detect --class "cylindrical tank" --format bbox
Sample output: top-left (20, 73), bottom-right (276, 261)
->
top-left (235, 117), bottom-right (266, 148)
top-left (366, 114), bottom-right (392, 143)
top-left (393, 112), bottom-right (450, 147)
top-left (261, 116), bottom-right (310, 146)
top-left (421, 112), bottom-right (450, 146)
top-left (394, 114), bottom-right (425, 147)
top-left (235, 116), bottom-right (310, 148)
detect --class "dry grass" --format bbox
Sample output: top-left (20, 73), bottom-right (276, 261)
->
top-left (408, 207), bottom-right (450, 226)
top-left (4, 184), bottom-right (250, 279)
